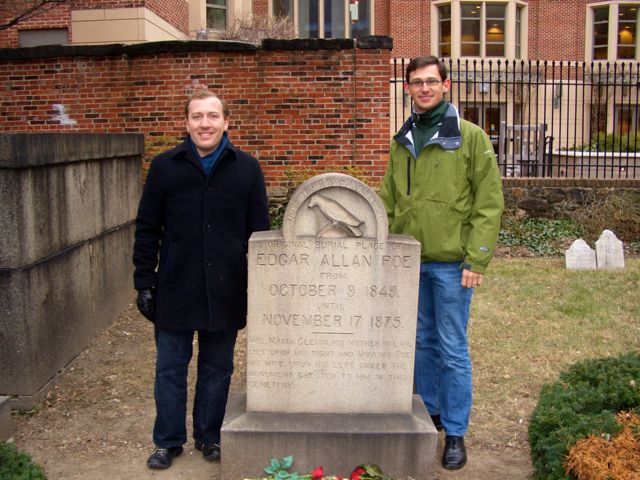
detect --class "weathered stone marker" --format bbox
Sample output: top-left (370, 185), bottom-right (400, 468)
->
top-left (595, 229), bottom-right (625, 269)
top-left (222, 173), bottom-right (436, 479)
top-left (565, 239), bottom-right (597, 270)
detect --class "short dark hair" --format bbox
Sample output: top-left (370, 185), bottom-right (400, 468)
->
top-left (405, 56), bottom-right (448, 85)
top-left (184, 90), bottom-right (229, 118)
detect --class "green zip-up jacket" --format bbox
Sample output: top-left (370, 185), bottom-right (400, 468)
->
top-left (379, 103), bottom-right (504, 274)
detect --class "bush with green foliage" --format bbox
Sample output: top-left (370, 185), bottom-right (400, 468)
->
top-left (528, 352), bottom-right (640, 480)
top-left (572, 131), bottom-right (640, 152)
top-left (0, 441), bottom-right (46, 480)
top-left (498, 216), bottom-right (583, 256)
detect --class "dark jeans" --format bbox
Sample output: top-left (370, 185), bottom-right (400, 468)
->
top-left (153, 327), bottom-right (237, 448)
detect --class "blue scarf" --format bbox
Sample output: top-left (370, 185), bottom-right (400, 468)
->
top-left (189, 132), bottom-right (229, 175)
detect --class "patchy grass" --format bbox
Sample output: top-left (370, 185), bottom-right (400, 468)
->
top-left (469, 257), bottom-right (640, 450)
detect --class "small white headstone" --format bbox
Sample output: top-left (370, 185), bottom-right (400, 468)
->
top-left (565, 239), bottom-right (596, 270)
top-left (595, 229), bottom-right (625, 269)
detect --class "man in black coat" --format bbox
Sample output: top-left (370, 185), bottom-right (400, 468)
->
top-left (133, 90), bottom-right (270, 469)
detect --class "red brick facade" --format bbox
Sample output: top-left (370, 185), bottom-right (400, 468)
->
top-left (0, 0), bottom-right (188, 48)
top-left (0, 2), bottom-right (71, 48)
top-left (0, 1), bottom-right (627, 60)
top-left (0, 39), bottom-right (392, 188)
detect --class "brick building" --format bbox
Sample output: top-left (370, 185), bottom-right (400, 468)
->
top-left (2, 1), bottom-right (638, 63)
top-left (1, 1), bottom-right (638, 179)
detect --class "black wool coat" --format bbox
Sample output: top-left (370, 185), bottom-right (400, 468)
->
top-left (133, 138), bottom-right (270, 331)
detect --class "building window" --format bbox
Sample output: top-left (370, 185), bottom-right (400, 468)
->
top-left (207, 0), bottom-right (227, 30)
top-left (589, 2), bottom-right (640, 61)
top-left (593, 6), bottom-right (609, 59)
top-left (618, 5), bottom-right (638, 59)
top-left (461, 3), bottom-right (481, 56)
top-left (515, 6), bottom-right (521, 58)
top-left (272, 0), bottom-right (371, 38)
top-left (615, 104), bottom-right (639, 134)
top-left (438, 5), bottom-right (452, 56)
top-left (19, 29), bottom-right (69, 47)
top-left (434, 1), bottom-right (524, 59)
top-left (461, 102), bottom-right (504, 149)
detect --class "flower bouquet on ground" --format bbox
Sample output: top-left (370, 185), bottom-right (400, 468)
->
top-left (245, 456), bottom-right (393, 480)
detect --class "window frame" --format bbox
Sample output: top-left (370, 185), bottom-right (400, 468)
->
top-left (206, 0), bottom-right (228, 30)
top-left (432, 0), bottom-right (527, 60)
top-left (586, 2), bottom-right (640, 62)
top-left (269, 0), bottom-right (374, 39)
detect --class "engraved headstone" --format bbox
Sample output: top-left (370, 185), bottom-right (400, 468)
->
top-left (246, 173), bottom-right (420, 414)
top-left (221, 173), bottom-right (436, 480)
top-left (596, 229), bottom-right (625, 269)
top-left (565, 239), bottom-right (596, 270)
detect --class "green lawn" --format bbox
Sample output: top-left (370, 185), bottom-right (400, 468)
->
top-left (468, 257), bottom-right (640, 450)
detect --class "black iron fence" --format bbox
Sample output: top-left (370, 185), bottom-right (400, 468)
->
top-left (390, 58), bottom-right (640, 179)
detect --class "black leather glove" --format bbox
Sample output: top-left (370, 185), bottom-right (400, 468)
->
top-left (136, 288), bottom-right (156, 322)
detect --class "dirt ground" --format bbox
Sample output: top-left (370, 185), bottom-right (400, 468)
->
top-left (12, 304), bottom-right (533, 480)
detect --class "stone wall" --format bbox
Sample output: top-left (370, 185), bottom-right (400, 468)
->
top-left (0, 133), bottom-right (143, 409)
top-left (502, 178), bottom-right (640, 218)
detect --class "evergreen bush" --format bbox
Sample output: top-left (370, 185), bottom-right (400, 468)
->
top-left (528, 352), bottom-right (640, 479)
top-left (0, 441), bottom-right (46, 480)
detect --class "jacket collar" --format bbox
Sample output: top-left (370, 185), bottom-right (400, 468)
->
top-left (394, 102), bottom-right (462, 158)
top-left (170, 136), bottom-right (236, 173)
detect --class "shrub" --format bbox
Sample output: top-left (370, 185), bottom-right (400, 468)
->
top-left (498, 216), bottom-right (583, 256)
top-left (0, 441), bottom-right (46, 480)
top-left (528, 352), bottom-right (640, 480)
top-left (572, 131), bottom-right (640, 153)
top-left (570, 191), bottom-right (640, 248)
top-left (565, 411), bottom-right (640, 480)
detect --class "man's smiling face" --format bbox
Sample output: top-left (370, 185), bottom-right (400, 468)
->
top-left (407, 64), bottom-right (451, 113)
top-left (185, 96), bottom-right (229, 157)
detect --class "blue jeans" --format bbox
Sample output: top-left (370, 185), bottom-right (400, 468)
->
top-left (415, 261), bottom-right (473, 437)
top-left (153, 327), bottom-right (237, 448)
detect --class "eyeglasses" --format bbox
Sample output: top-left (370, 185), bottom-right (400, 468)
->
top-left (409, 79), bottom-right (442, 88)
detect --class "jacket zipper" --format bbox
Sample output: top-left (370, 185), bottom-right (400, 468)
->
top-left (406, 156), bottom-right (411, 196)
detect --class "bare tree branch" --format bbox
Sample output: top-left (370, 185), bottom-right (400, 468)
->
top-left (0, 0), bottom-right (67, 31)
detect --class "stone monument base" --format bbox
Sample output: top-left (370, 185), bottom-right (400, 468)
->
top-left (221, 393), bottom-right (437, 480)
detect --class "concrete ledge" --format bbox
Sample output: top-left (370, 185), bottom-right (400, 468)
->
top-left (0, 396), bottom-right (13, 440)
top-left (0, 223), bottom-right (136, 403)
top-left (221, 394), bottom-right (437, 480)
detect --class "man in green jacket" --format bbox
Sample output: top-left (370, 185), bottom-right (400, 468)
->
top-left (379, 55), bottom-right (504, 470)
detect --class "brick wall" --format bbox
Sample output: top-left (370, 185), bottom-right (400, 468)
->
top-left (147, 0), bottom-right (189, 34)
top-left (0, 2), bottom-right (71, 48)
top-left (0, 38), bottom-right (392, 188)
top-left (388, 0), bottom-right (430, 59)
top-left (528, 0), bottom-right (586, 61)
top-left (0, 0), bottom-right (188, 48)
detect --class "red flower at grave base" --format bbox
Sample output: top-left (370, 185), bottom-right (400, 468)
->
top-left (311, 466), bottom-right (324, 480)
top-left (350, 466), bottom-right (366, 480)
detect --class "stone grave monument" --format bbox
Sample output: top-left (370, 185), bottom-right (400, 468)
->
top-left (221, 173), bottom-right (437, 479)
top-left (595, 229), bottom-right (625, 269)
top-left (565, 239), bottom-right (596, 270)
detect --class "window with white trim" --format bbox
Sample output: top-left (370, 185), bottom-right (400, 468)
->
top-left (433, 1), bottom-right (526, 59)
top-left (207, 0), bottom-right (227, 30)
top-left (589, 2), bottom-right (640, 61)
top-left (271, 0), bottom-right (372, 39)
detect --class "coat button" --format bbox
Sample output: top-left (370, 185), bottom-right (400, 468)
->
top-left (207, 261), bottom-right (213, 267)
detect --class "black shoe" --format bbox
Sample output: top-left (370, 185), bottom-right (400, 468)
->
top-left (195, 440), bottom-right (221, 461)
top-left (442, 435), bottom-right (467, 470)
top-left (430, 414), bottom-right (443, 431)
top-left (146, 446), bottom-right (183, 469)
